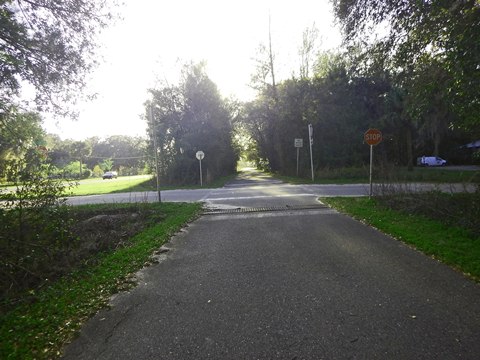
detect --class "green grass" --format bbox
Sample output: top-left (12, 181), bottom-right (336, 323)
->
top-left (64, 173), bottom-right (239, 196)
top-left (66, 175), bottom-right (155, 196)
top-left (272, 166), bottom-right (480, 184)
top-left (2, 173), bottom-right (238, 198)
top-left (322, 197), bottom-right (480, 281)
top-left (0, 202), bottom-right (202, 360)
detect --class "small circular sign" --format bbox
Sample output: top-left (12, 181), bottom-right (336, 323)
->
top-left (196, 151), bottom-right (205, 160)
top-left (364, 128), bottom-right (382, 146)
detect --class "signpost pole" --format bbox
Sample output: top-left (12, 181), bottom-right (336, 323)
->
top-left (364, 128), bottom-right (382, 198)
top-left (196, 151), bottom-right (205, 187)
top-left (369, 144), bottom-right (373, 197)
top-left (199, 158), bottom-right (203, 187)
top-left (294, 138), bottom-right (303, 177)
top-left (296, 147), bottom-right (300, 177)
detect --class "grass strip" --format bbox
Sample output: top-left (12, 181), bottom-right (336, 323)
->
top-left (0, 202), bottom-right (202, 360)
top-left (64, 173), bottom-right (239, 196)
top-left (322, 197), bottom-right (480, 281)
top-left (66, 175), bottom-right (154, 196)
top-left (272, 167), bottom-right (479, 185)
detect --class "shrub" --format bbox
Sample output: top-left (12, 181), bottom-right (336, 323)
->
top-left (0, 158), bottom-right (77, 308)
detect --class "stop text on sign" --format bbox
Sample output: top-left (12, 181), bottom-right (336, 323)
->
top-left (364, 128), bottom-right (382, 146)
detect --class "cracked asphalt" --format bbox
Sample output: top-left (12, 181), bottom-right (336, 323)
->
top-left (62, 172), bottom-right (480, 359)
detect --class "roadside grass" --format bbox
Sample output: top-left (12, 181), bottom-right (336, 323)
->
top-left (321, 197), bottom-right (480, 281)
top-left (66, 175), bottom-right (154, 196)
top-left (0, 202), bottom-right (202, 360)
top-left (64, 173), bottom-right (239, 196)
top-left (272, 166), bottom-right (480, 184)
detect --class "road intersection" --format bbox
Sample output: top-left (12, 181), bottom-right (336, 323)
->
top-left (62, 170), bottom-right (480, 359)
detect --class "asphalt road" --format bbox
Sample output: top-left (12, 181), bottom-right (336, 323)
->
top-left (62, 171), bottom-right (480, 359)
top-left (65, 169), bottom-right (475, 207)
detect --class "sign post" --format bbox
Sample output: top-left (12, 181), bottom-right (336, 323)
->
top-left (196, 150), bottom-right (205, 187)
top-left (294, 138), bottom-right (303, 177)
top-left (364, 128), bottom-right (382, 197)
top-left (308, 124), bottom-right (314, 181)
top-left (149, 105), bottom-right (161, 202)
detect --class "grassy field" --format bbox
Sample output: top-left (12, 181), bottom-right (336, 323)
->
top-left (1, 173), bottom-right (239, 198)
top-left (66, 175), bottom-right (154, 196)
top-left (322, 197), bottom-right (480, 281)
top-left (0, 202), bottom-right (202, 360)
top-left (273, 166), bottom-right (480, 184)
top-left (65, 173), bottom-right (239, 196)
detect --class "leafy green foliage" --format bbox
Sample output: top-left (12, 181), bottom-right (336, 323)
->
top-left (0, 157), bottom-right (77, 305)
top-left (242, 58), bottom-right (390, 174)
top-left (41, 135), bottom-right (148, 178)
top-left (147, 63), bottom-right (238, 185)
top-left (0, 0), bottom-right (115, 115)
top-left (0, 108), bottom-right (46, 179)
top-left (242, 44), bottom-right (475, 174)
top-left (332, 0), bottom-right (480, 133)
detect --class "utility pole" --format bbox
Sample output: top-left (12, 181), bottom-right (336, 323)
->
top-left (149, 105), bottom-right (162, 202)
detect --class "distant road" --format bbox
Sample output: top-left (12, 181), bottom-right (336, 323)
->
top-left (66, 177), bottom-right (476, 208)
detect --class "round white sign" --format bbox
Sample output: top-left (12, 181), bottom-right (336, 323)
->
top-left (196, 151), bottom-right (205, 160)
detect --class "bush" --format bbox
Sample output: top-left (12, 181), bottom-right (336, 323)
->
top-left (0, 158), bottom-right (77, 308)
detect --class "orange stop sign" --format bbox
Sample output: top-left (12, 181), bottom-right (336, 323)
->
top-left (364, 128), bottom-right (382, 146)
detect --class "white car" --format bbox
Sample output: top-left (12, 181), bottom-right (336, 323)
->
top-left (417, 156), bottom-right (447, 167)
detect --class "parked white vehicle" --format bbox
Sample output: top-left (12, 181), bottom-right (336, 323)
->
top-left (417, 156), bottom-right (447, 167)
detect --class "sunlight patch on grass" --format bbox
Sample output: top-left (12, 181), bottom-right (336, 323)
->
top-left (66, 175), bottom-right (154, 196)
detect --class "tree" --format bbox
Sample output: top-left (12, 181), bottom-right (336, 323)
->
top-left (242, 53), bottom-right (392, 175)
top-left (0, 107), bottom-right (45, 179)
top-left (332, 0), bottom-right (480, 132)
top-left (147, 63), bottom-right (238, 185)
top-left (299, 23), bottom-right (320, 79)
top-left (100, 158), bottom-right (114, 172)
top-left (68, 141), bottom-right (91, 178)
top-left (0, 0), bottom-right (115, 115)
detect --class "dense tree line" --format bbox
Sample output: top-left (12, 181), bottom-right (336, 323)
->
top-left (1, 126), bottom-right (147, 181)
top-left (146, 63), bottom-right (238, 185)
top-left (44, 135), bottom-right (147, 178)
top-left (333, 0), bottom-right (480, 133)
top-left (239, 2), bottom-right (478, 176)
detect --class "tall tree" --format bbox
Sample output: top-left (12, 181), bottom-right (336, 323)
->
top-left (299, 23), bottom-right (320, 79)
top-left (0, 0), bottom-right (115, 115)
top-left (332, 0), bottom-right (480, 133)
top-left (147, 63), bottom-right (237, 185)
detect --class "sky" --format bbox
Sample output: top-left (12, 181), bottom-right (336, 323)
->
top-left (43, 0), bottom-right (342, 140)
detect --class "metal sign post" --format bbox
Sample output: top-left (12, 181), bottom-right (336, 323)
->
top-left (294, 138), bottom-right (303, 177)
top-left (149, 105), bottom-right (161, 202)
top-left (196, 151), bottom-right (205, 186)
top-left (364, 128), bottom-right (382, 197)
top-left (308, 124), bottom-right (314, 182)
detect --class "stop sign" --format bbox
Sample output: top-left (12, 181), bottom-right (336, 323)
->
top-left (364, 128), bottom-right (382, 146)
